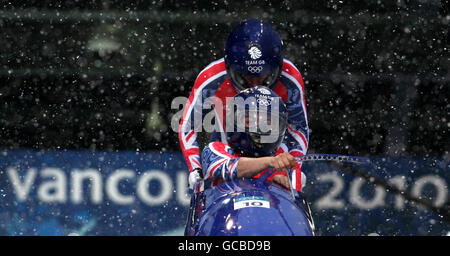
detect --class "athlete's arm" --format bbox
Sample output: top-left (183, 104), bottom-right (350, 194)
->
top-left (237, 152), bottom-right (296, 178)
top-left (278, 60), bottom-right (310, 191)
top-left (179, 59), bottom-right (226, 173)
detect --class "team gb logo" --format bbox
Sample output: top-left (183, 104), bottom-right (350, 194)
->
top-left (258, 88), bottom-right (271, 95)
top-left (248, 46), bottom-right (262, 59)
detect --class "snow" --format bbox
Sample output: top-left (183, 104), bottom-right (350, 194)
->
top-left (0, 1), bottom-right (448, 236)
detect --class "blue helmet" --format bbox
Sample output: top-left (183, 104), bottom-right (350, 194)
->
top-left (226, 86), bottom-right (288, 157)
top-left (225, 19), bottom-right (284, 90)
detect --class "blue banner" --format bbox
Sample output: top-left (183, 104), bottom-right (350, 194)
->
top-left (0, 150), bottom-right (190, 236)
top-left (0, 149), bottom-right (448, 236)
top-left (301, 157), bottom-right (449, 236)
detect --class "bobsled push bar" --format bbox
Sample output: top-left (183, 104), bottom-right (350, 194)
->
top-left (295, 154), bottom-right (371, 165)
top-left (284, 154), bottom-right (371, 200)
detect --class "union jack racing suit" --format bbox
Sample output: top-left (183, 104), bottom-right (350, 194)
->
top-left (179, 58), bottom-right (309, 191)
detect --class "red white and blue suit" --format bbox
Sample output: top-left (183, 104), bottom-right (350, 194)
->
top-left (179, 58), bottom-right (309, 191)
top-left (201, 141), bottom-right (292, 188)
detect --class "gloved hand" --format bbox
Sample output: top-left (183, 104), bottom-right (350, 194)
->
top-left (188, 168), bottom-right (203, 190)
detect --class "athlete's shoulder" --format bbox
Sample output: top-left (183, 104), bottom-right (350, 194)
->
top-left (195, 58), bottom-right (227, 81)
top-left (191, 58), bottom-right (227, 91)
top-left (207, 141), bottom-right (229, 151)
top-left (282, 59), bottom-right (302, 76)
top-left (280, 59), bottom-right (305, 91)
top-left (205, 141), bottom-right (236, 158)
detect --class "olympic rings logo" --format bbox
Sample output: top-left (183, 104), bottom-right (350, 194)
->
top-left (247, 66), bottom-right (263, 73)
top-left (257, 98), bottom-right (271, 106)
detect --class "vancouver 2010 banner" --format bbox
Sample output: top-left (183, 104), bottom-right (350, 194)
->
top-left (0, 149), bottom-right (448, 236)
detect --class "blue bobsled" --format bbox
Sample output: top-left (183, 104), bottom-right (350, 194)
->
top-left (184, 178), bottom-right (315, 236)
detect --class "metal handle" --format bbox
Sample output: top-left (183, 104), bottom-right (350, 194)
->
top-left (295, 154), bottom-right (371, 165)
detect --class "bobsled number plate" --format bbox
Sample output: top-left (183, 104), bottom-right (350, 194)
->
top-left (233, 196), bottom-right (270, 210)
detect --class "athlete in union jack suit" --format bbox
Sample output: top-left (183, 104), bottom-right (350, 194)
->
top-left (179, 19), bottom-right (309, 191)
top-left (201, 86), bottom-right (298, 190)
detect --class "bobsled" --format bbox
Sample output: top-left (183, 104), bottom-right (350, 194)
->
top-left (184, 154), bottom-right (370, 236)
top-left (184, 177), bottom-right (315, 236)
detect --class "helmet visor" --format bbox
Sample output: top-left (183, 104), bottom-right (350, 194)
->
top-left (227, 64), bottom-right (281, 89)
top-left (234, 109), bottom-right (286, 144)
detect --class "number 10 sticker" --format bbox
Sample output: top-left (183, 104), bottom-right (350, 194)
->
top-left (234, 196), bottom-right (270, 210)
